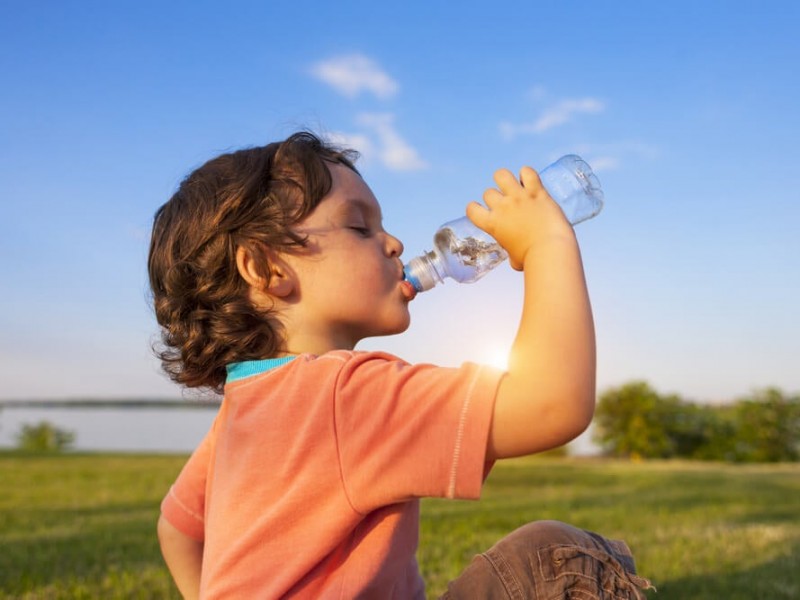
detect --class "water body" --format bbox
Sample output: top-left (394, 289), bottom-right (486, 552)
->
top-left (0, 404), bottom-right (218, 453)
top-left (0, 403), bottom-right (600, 455)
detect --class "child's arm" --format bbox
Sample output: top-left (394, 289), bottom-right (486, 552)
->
top-left (467, 166), bottom-right (596, 460)
top-left (157, 515), bottom-right (203, 600)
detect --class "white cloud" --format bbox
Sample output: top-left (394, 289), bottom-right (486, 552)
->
top-left (526, 85), bottom-right (548, 101)
top-left (310, 54), bottom-right (399, 99)
top-left (326, 130), bottom-right (375, 158)
top-left (535, 98), bottom-right (605, 132)
top-left (564, 141), bottom-right (660, 172)
top-left (500, 97), bottom-right (606, 138)
top-left (583, 155), bottom-right (619, 172)
top-left (356, 113), bottom-right (428, 171)
top-left (308, 55), bottom-right (424, 171)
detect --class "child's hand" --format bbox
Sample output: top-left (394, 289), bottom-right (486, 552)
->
top-left (466, 166), bottom-right (573, 271)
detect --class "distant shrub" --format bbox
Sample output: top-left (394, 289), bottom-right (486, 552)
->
top-left (16, 421), bottom-right (75, 452)
top-left (730, 388), bottom-right (800, 462)
top-left (594, 383), bottom-right (800, 462)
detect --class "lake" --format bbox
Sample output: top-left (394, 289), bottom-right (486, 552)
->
top-left (0, 403), bottom-right (600, 455)
top-left (0, 404), bottom-right (218, 453)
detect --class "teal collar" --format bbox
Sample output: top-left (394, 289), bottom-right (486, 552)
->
top-left (225, 356), bottom-right (297, 383)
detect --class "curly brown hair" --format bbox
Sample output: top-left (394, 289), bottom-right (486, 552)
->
top-left (148, 132), bottom-right (359, 393)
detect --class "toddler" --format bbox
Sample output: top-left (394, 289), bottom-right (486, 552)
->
top-left (149, 132), bottom-right (651, 598)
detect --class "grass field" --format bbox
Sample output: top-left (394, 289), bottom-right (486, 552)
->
top-left (1, 452), bottom-right (798, 599)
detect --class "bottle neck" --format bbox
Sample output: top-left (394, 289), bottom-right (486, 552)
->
top-left (403, 250), bottom-right (445, 292)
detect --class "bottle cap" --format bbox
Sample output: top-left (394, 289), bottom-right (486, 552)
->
top-left (403, 256), bottom-right (438, 292)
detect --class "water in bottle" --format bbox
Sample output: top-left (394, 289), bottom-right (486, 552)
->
top-left (403, 155), bottom-right (603, 293)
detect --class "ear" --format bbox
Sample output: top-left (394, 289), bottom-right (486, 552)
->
top-left (235, 245), bottom-right (294, 298)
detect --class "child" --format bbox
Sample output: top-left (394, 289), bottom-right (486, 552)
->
top-left (149, 132), bottom-right (651, 598)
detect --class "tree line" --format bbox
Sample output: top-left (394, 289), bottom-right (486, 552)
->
top-left (593, 382), bottom-right (800, 462)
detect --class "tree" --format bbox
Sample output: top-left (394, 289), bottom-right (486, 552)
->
top-left (16, 421), bottom-right (75, 453)
top-left (659, 398), bottom-right (720, 459)
top-left (594, 382), bottom-right (800, 462)
top-left (593, 381), bottom-right (673, 459)
top-left (596, 382), bottom-right (733, 460)
top-left (731, 388), bottom-right (800, 462)
top-left (684, 403), bottom-right (738, 461)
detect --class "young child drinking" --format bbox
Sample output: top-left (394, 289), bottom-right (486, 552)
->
top-left (149, 132), bottom-right (651, 598)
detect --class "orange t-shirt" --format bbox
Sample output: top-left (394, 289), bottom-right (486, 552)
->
top-left (161, 350), bottom-right (502, 598)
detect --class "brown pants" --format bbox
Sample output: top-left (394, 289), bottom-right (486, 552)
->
top-left (441, 521), bottom-right (654, 599)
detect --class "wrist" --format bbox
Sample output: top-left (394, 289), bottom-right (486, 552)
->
top-left (515, 229), bottom-right (578, 271)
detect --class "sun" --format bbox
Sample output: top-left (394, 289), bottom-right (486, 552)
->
top-left (483, 346), bottom-right (510, 371)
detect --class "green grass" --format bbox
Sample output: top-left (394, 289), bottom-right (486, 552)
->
top-left (1, 452), bottom-right (798, 599)
top-left (0, 452), bottom-right (186, 599)
top-left (420, 457), bottom-right (800, 598)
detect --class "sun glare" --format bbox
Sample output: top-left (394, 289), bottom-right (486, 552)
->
top-left (483, 347), bottom-right (510, 371)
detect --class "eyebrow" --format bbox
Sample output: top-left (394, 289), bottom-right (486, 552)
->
top-left (338, 197), bottom-right (383, 222)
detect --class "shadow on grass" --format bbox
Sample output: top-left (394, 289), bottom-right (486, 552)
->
top-left (646, 540), bottom-right (800, 600)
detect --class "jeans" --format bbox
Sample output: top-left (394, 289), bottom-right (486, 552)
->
top-left (441, 521), bottom-right (654, 599)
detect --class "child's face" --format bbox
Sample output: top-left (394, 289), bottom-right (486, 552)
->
top-left (281, 163), bottom-right (415, 352)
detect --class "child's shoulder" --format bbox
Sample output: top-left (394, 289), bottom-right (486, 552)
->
top-left (224, 350), bottom-right (409, 391)
top-left (302, 349), bottom-right (409, 371)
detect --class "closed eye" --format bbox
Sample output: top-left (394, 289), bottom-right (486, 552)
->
top-left (349, 226), bottom-right (371, 237)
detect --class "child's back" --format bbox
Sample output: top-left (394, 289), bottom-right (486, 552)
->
top-left (164, 351), bottom-right (501, 597)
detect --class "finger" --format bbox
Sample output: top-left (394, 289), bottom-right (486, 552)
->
top-left (493, 168), bottom-right (521, 194)
top-left (465, 201), bottom-right (491, 230)
top-left (483, 187), bottom-right (503, 208)
top-left (519, 166), bottom-right (542, 190)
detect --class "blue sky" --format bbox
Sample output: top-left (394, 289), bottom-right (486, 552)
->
top-left (1, 1), bottom-right (798, 403)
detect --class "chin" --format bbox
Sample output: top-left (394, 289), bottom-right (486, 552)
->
top-left (379, 314), bottom-right (412, 337)
top-left (395, 309), bottom-right (412, 333)
top-left (393, 320), bottom-right (411, 335)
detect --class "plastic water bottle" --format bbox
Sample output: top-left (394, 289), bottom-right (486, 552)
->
top-left (403, 155), bottom-right (603, 293)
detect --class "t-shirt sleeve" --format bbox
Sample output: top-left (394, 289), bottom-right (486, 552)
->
top-left (333, 353), bottom-right (503, 513)
top-left (160, 420), bottom-right (215, 541)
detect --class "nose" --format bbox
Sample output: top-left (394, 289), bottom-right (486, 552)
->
top-left (384, 231), bottom-right (404, 258)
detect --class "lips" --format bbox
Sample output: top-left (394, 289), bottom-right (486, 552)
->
top-left (400, 279), bottom-right (417, 301)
